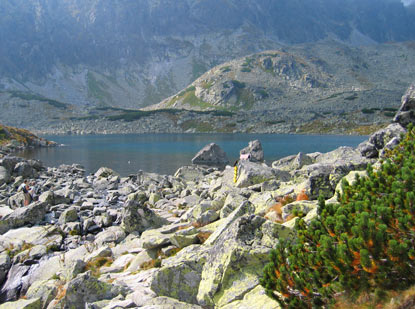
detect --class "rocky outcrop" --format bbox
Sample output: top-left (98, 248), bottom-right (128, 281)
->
top-left (240, 140), bottom-right (264, 162)
top-left (192, 143), bottom-right (229, 167)
top-left (121, 199), bottom-right (167, 234)
top-left (235, 160), bottom-right (290, 188)
top-left (0, 202), bottom-right (48, 234)
top-left (394, 83), bottom-right (415, 128)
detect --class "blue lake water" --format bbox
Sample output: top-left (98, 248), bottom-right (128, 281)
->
top-left (17, 134), bottom-right (367, 176)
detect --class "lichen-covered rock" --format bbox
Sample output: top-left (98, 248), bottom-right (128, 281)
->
top-left (327, 170), bottom-right (368, 203)
top-left (58, 271), bottom-right (129, 308)
top-left (220, 285), bottom-right (280, 309)
top-left (94, 226), bottom-right (126, 247)
top-left (151, 245), bottom-right (209, 304)
top-left (281, 200), bottom-right (318, 221)
top-left (58, 207), bottom-right (78, 224)
top-left (142, 296), bottom-right (203, 308)
top-left (37, 191), bottom-right (55, 205)
top-left (0, 297), bottom-right (42, 309)
top-left (205, 201), bottom-right (255, 246)
top-left (197, 215), bottom-right (274, 307)
top-left (357, 141), bottom-right (378, 158)
top-left (169, 234), bottom-right (199, 248)
top-left (94, 167), bottom-right (119, 179)
top-left (125, 250), bottom-right (154, 273)
top-left (121, 199), bottom-right (167, 234)
top-left (240, 140), bottom-right (264, 162)
top-left (393, 83), bottom-right (415, 127)
top-left (248, 192), bottom-right (275, 216)
top-left (0, 202), bottom-right (48, 235)
top-left (220, 193), bottom-right (247, 218)
top-left (368, 123), bottom-right (406, 152)
top-left (13, 162), bottom-right (35, 178)
top-left (174, 166), bottom-right (208, 182)
top-left (0, 226), bottom-right (62, 251)
top-left (294, 146), bottom-right (370, 199)
top-left (7, 192), bottom-right (25, 209)
top-left (142, 296), bottom-right (202, 309)
top-left (236, 161), bottom-right (290, 188)
top-left (140, 229), bottom-right (172, 249)
top-left (191, 143), bottom-right (229, 167)
top-left (25, 279), bottom-right (59, 309)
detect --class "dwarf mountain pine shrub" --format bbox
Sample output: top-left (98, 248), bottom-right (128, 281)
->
top-left (261, 125), bottom-right (415, 308)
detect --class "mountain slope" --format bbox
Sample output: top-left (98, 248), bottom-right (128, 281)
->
top-left (148, 41), bottom-right (415, 116)
top-left (0, 0), bottom-right (415, 113)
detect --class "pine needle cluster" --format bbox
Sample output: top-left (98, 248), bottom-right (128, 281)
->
top-left (261, 125), bottom-right (415, 308)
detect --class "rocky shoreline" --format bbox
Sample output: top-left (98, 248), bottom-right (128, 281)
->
top-left (0, 84), bottom-right (412, 308)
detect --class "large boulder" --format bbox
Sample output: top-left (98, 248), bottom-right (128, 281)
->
top-left (294, 146), bottom-right (370, 199)
top-left (197, 214), bottom-right (292, 307)
top-left (8, 192), bottom-right (25, 209)
top-left (25, 279), bottom-right (59, 309)
top-left (393, 83), bottom-right (415, 128)
top-left (235, 161), bottom-right (290, 188)
top-left (151, 245), bottom-right (210, 304)
top-left (54, 271), bottom-right (129, 308)
top-left (0, 297), bottom-right (42, 309)
top-left (174, 165), bottom-right (208, 182)
top-left (0, 202), bottom-right (48, 235)
top-left (358, 123), bottom-right (406, 158)
top-left (13, 162), bottom-right (35, 178)
top-left (94, 167), bottom-right (119, 178)
top-left (191, 143), bottom-right (229, 167)
top-left (0, 167), bottom-right (10, 186)
top-left (121, 199), bottom-right (167, 234)
top-left (240, 140), bottom-right (264, 162)
top-left (220, 285), bottom-right (280, 309)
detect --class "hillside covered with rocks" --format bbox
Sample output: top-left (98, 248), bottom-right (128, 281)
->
top-left (0, 85), bottom-right (413, 308)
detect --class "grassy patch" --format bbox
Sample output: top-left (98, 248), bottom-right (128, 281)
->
top-left (201, 81), bottom-right (213, 90)
top-left (361, 108), bottom-right (376, 114)
top-left (140, 258), bottom-right (162, 270)
top-left (85, 256), bottom-right (113, 277)
top-left (221, 66), bottom-right (232, 73)
top-left (8, 90), bottom-right (68, 110)
top-left (383, 107), bottom-right (398, 112)
top-left (265, 120), bottom-right (285, 125)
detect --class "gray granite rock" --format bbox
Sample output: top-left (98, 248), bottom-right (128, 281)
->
top-left (191, 143), bottom-right (229, 167)
top-left (240, 140), bottom-right (264, 162)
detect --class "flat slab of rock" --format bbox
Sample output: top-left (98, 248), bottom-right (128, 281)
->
top-left (191, 143), bottom-right (229, 167)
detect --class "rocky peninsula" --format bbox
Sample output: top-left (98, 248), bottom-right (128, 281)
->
top-left (0, 84), bottom-right (413, 308)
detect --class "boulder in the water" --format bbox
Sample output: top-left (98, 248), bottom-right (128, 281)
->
top-left (191, 143), bottom-right (229, 167)
top-left (240, 140), bottom-right (264, 162)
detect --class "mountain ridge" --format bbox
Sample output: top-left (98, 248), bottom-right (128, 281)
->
top-left (1, 0), bottom-right (415, 111)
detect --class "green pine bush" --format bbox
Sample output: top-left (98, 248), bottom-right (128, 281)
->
top-left (261, 124), bottom-right (415, 308)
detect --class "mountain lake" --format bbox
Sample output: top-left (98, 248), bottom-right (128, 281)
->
top-left (16, 133), bottom-right (367, 176)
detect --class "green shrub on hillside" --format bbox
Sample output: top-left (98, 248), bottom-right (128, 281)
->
top-left (261, 125), bottom-right (415, 308)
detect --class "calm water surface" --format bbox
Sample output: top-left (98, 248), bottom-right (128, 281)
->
top-left (17, 134), bottom-right (367, 176)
